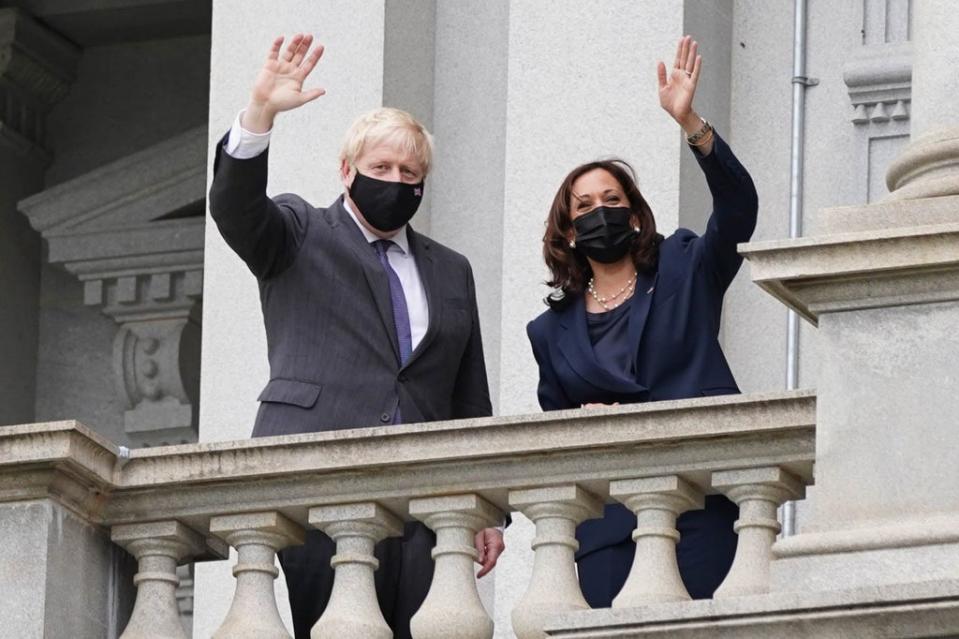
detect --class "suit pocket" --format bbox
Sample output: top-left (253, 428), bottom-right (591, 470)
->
top-left (257, 379), bottom-right (323, 408)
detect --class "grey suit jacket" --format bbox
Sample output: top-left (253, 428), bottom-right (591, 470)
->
top-left (209, 138), bottom-right (492, 437)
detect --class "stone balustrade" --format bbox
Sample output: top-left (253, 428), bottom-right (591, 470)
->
top-left (0, 390), bottom-right (814, 638)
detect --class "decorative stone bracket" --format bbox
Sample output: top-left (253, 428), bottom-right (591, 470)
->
top-left (0, 8), bottom-right (78, 161)
top-left (19, 126), bottom-right (207, 446)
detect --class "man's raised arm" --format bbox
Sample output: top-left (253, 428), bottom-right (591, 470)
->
top-left (209, 34), bottom-right (325, 280)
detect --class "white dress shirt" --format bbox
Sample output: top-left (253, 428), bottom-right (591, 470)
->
top-left (224, 111), bottom-right (430, 351)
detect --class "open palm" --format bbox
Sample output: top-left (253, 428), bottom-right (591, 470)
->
top-left (251, 34), bottom-right (326, 115)
top-left (657, 35), bottom-right (701, 123)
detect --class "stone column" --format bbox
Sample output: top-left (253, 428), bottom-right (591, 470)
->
top-left (885, 0), bottom-right (959, 200)
top-left (712, 467), bottom-right (803, 598)
top-left (112, 521), bottom-right (206, 639)
top-left (742, 1), bottom-right (959, 594)
top-left (0, 9), bottom-right (77, 425)
top-left (508, 485), bottom-right (602, 639)
top-left (309, 503), bottom-right (404, 639)
top-left (409, 494), bottom-right (502, 639)
top-left (210, 512), bottom-right (305, 639)
top-left (609, 476), bottom-right (703, 607)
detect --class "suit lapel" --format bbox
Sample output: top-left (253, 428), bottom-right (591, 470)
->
top-left (327, 198), bottom-right (401, 365)
top-left (403, 227), bottom-right (439, 369)
top-left (557, 295), bottom-right (647, 395)
top-left (626, 270), bottom-right (658, 354)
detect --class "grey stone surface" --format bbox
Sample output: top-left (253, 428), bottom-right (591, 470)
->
top-left (722, 0), bottom-right (793, 395)
top-left (546, 578), bottom-right (959, 638)
top-left (430, 0), bottom-right (509, 411)
top-left (0, 8), bottom-right (78, 427)
top-left (0, 499), bottom-right (135, 639)
top-left (44, 35), bottom-right (211, 187)
top-left (33, 265), bottom-right (129, 445)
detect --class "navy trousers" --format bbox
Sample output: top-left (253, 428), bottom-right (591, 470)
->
top-left (576, 494), bottom-right (739, 607)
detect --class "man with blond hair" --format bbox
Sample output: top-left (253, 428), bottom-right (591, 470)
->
top-left (209, 33), bottom-right (502, 639)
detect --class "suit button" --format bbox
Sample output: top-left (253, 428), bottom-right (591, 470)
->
top-left (380, 412), bottom-right (391, 423)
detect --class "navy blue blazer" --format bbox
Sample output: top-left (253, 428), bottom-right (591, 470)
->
top-left (526, 133), bottom-right (758, 557)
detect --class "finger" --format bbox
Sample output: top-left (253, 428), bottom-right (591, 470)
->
top-left (672, 36), bottom-right (684, 69)
top-left (686, 40), bottom-right (698, 73)
top-left (267, 36), bottom-right (285, 62)
top-left (282, 33), bottom-right (303, 61)
top-left (474, 530), bottom-right (486, 565)
top-left (657, 61), bottom-right (668, 89)
top-left (291, 34), bottom-right (312, 66)
top-left (691, 54), bottom-right (702, 85)
top-left (297, 44), bottom-right (325, 78)
top-left (478, 532), bottom-right (505, 578)
top-left (297, 88), bottom-right (326, 106)
top-left (679, 35), bottom-right (690, 69)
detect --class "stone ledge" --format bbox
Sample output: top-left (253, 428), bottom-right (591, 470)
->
top-left (0, 391), bottom-right (815, 533)
top-left (740, 223), bottom-right (959, 325)
top-left (546, 579), bottom-right (959, 638)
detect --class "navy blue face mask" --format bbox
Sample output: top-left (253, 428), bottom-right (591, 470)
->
top-left (349, 171), bottom-right (424, 232)
top-left (572, 206), bottom-right (637, 263)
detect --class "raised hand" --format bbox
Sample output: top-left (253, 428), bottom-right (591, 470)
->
top-left (243, 34), bottom-right (326, 133)
top-left (657, 35), bottom-right (702, 130)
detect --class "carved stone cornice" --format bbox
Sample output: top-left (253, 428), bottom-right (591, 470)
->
top-left (18, 126), bottom-right (207, 446)
top-left (843, 42), bottom-right (912, 125)
top-left (0, 8), bottom-right (79, 156)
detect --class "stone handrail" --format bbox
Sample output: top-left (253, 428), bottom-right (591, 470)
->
top-left (0, 390), bottom-right (814, 639)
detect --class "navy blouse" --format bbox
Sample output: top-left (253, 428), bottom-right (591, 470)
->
top-left (585, 301), bottom-right (635, 381)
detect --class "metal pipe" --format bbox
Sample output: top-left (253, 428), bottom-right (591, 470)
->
top-left (782, 0), bottom-right (816, 538)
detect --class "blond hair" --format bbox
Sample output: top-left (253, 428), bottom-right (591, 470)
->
top-left (338, 107), bottom-right (434, 175)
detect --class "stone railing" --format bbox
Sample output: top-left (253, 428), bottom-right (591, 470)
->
top-left (0, 390), bottom-right (814, 639)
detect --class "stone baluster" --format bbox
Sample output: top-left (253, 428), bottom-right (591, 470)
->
top-left (209, 511), bottom-right (306, 638)
top-left (609, 475), bottom-right (703, 607)
top-left (112, 521), bottom-right (206, 639)
top-left (712, 467), bottom-right (804, 598)
top-left (409, 494), bottom-right (503, 639)
top-left (509, 485), bottom-right (602, 639)
top-left (309, 502), bottom-right (404, 639)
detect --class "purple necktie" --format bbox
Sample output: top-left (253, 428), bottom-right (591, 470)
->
top-left (372, 240), bottom-right (413, 367)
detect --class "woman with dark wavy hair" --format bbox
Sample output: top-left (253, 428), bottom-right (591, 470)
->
top-left (526, 35), bottom-right (759, 607)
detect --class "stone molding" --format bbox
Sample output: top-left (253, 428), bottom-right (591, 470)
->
top-left (18, 126), bottom-right (207, 446)
top-left (546, 579), bottom-right (959, 638)
top-left (843, 42), bottom-right (911, 126)
top-left (0, 391), bottom-right (815, 530)
top-left (773, 513), bottom-right (959, 558)
top-left (0, 8), bottom-right (79, 157)
top-left (740, 222), bottom-right (959, 325)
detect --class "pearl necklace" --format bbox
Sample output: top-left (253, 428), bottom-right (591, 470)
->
top-left (587, 272), bottom-right (637, 311)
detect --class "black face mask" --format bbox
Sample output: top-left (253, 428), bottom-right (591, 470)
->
top-left (349, 171), bottom-right (424, 232)
top-left (572, 206), bottom-right (637, 263)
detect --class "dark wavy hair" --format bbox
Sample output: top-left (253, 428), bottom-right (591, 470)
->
top-left (543, 159), bottom-right (662, 310)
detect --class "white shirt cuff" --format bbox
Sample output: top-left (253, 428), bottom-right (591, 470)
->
top-left (225, 109), bottom-right (272, 159)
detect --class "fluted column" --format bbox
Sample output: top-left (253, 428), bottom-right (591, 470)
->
top-left (112, 521), bottom-right (206, 639)
top-left (309, 502), bottom-right (403, 639)
top-left (712, 467), bottom-right (804, 598)
top-left (610, 476), bottom-right (703, 607)
top-left (409, 494), bottom-right (502, 639)
top-left (210, 512), bottom-right (305, 638)
top-left (509, 485), bottom-right (602, 639)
